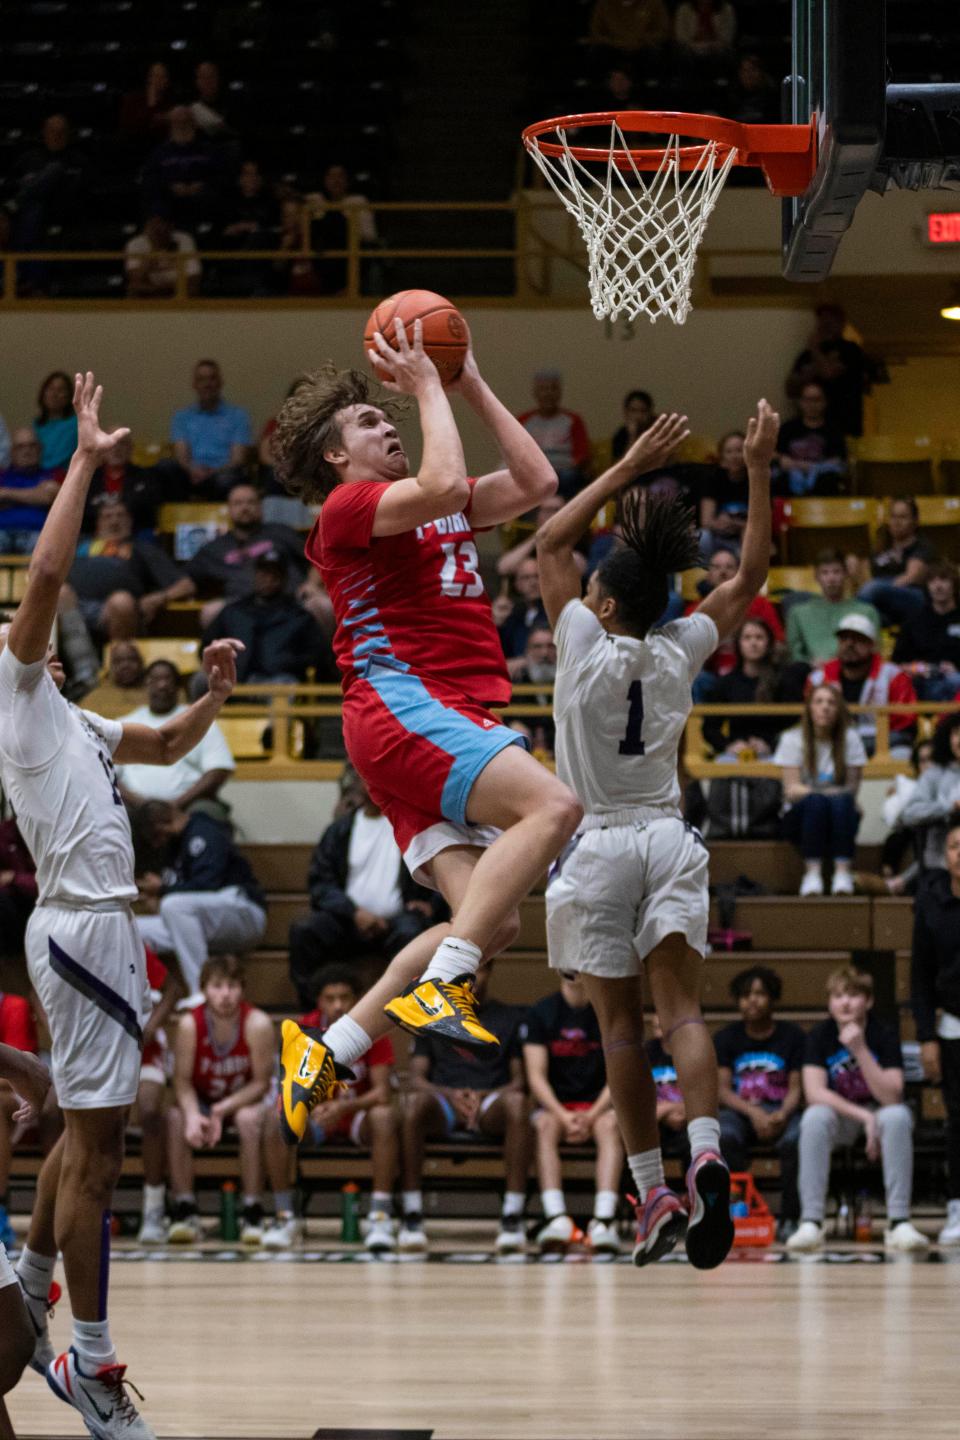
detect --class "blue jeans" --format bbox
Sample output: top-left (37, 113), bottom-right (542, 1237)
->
top-left (857, 579), bottom-right (926, 626)
top-left (782, 791), bottom-right (859, 861)
top-left (0, 527), bottom-right (41, 554)
top-left (719, 1105), bottom-right (802, 1221)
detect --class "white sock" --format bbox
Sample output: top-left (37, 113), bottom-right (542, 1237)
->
top-left (274, 1191), bottom-right (293, 1217)
top-left (16, 1245), bottom-right (56, 1299)
top-left (541, 1188), bottom-right (566, 1220)
top-left (421, 936), bottom-right (483, 986)
top-left (370, 1192), bottom-right (393, 1215)
top-left (321, 1014), bottom-right (372, 1068)
top-left (501, 1190), bottom-right (526, 1218)
top-left (687, 1116), bottom-right (721, 1160)
top-left (628, 1149), bottom-right (665, 1203)
top-left (143, 1184), bottom-right (165, 1215)
top-left (73, 1317), bottom-right (117, 1369)
top-left (593, 1190), bottom-right (618, 1222)
top-left (403, 1191), bottom-right (423, 1216)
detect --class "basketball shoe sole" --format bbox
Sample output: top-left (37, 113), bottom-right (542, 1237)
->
top-left (684, 1152), bottom-right (734, 1270)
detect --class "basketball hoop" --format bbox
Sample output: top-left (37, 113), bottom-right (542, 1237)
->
top-left (522, 111), bottom-right (816, 325)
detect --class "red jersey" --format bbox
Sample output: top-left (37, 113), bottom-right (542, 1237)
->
top-left (307, 478), bottom-right (511, 706)
top-left (189, 1001), bottom-right (252, 1103)
top-left (0, 993), bottom-right (37, 1053)
top-left (300, 1008), bottom-right (394, 1099)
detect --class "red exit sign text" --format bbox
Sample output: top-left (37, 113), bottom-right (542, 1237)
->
top-left (928, 213), bottom-right (960, 244)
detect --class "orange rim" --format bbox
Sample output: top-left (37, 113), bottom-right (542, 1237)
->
top-left (522, 110), bottom-right (816, 197)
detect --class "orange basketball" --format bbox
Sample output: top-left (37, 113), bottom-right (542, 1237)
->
top-left (363, 289), bottom-right (469, 386)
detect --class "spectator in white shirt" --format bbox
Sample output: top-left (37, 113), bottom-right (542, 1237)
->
top-left (125, 214), bottom-right (202, 298)
top-left (115, 658), bottom-right (234, 818)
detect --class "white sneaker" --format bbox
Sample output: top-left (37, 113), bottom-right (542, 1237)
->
top-left (495, 1213), bottom-right (526, 1254)
top-left (167, 1205), bottom-right (202, 1245)
top-left (587, 1217), bottom-right (620, 1255)
top-left (786, 1219), bottom-right (824, 1252)
top-left (831, 869), bottom-right (855, 896)
top-left (364, 1211), bottom-right (396, 1254)
top-left (536, 1213), bottom-right (577, 1253)
top-left (17, 1274), bottom-right (58, 1375)
top-left (47, 1347), bottom-right (157, 1439)
top-left (136, 1211), bottom-right (168, 1246)
top-left (261, 1214), bottom-right (304, 1250)
top-left (884, 1220), bottom-right (930, 1252)
top-left (937, 1199), bottom-right (960, 1247)
top-left (799, 870), bottom-right (824, 897)
top-left (397, 1212), bottom-right (428, 1253)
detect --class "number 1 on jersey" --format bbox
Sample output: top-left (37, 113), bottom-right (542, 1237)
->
top-left (619, 680), bottom-right (646, 756)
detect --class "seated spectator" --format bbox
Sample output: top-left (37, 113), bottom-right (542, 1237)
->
top-left (119, 60), bottom-right (173, 153)
top-left (125, 214), bottom-right (202, 299)
top-left (874, 738), bottom-right (936, 895)
top-left (646, 1016), bottom-right (687, 1161)
top-left (674, 1), bottom-right (737, 72)
top-left (262, 965), bottom-right (400, 1253)
top-left (808, 613), bottom-right (917, 759)
top-left (715, 966), bottom-right (804, 1241)
top-left (169, 360), bottom-right (253, 500)
top-left (892, 562), bottom-right (960, 701)
top-left (65, 496), bottom-right (195, 640)
top-left (497, 556), bottom-right (549, 659)
top-left (728, 52), bottom-right (779, 124)
top-left (588, 0), bottom-right (670, 64)
top-left (201, 550), bottom-right (333, 685)
top-left (288, 770), bottom-right (438, 1009)
top-left (523, 973), bottom-right (622, 1255)
top-left (308, 162), bottom-right (379, 295)
top-left (517, 370), bottom-right (590, 499)
top-left (911, 815), bottom-right (960, 1247)
top-left (135, 802), bottom-right (267, 999)
top-left (84, 433), bottom-right (161, 535)
top-left (187, 482), bottom-right (307, 627)
top-left (856, 497), bottom-right (934, 627)
top-left (134, 948), bottom-right (183, 1244)
top-left (10, 116), bottom-right (91, 254)
top-left (33, 370), bottom-right (77, 472)
top-left (165, 955), bottom-right (273, 1245)
top-left (223, 160), bottom-right (276, 243)
top-left (786, 548), bottom-right (880, 667)
top-left (0, 819), bottom-right (37, 959)
top-left (400, 961), bottom-right (530, 1255)
top-left (687, 548), bottom-right (784, 699)
top-left (788, 302), bottom-right (869, 438)
top-left (143, 106), bottom-right (222, 232)
top-left (80, 639), bottom-right (147, 718)
top-left (116, 659), bottom-right (234, 817)
top-left (702, 618), bottom-right (787, 760)
top-left (773, 683), bottom-right (867, 896)
top-left (611, 389), bottom-right (655, 462)
top-left (787, 967), bottom-right (928, 1252)
top-left (773, 382), bottom-right (847, 497)
top-left (699, 430), bottom-right (747, 558)
top-left (0, 429), bottom-right (59, 553)
top-left (190, 61), bottom-right (235, 140)
top-left (507, 624), bottom-right (556, 684)
top-left (0, 988), bottom-right (40, 1245)
top-left (900, 713), bottom-right (960, 872)
top-left (0, 413), bottom-right (10, 470)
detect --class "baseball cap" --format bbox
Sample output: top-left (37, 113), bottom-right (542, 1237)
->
top-left (254, 548), bottom-right (286, 572)
top-left (835, 612), bottom-right (877, 643)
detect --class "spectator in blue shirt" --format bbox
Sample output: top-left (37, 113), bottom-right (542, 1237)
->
top-left (34, 369), bottom-right (78, 470)
top-left (170, 358), bottom-right (253, 499)
top-left (0, 428), bottom-right (59, 552)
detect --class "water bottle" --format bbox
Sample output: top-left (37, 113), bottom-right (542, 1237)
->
top-left (220, 1181), bottom-right (239, 1241)
top-left (854, 1190), bottom-right (873, 1243)
top-left (340, 1182), bottom-right (360, 1243)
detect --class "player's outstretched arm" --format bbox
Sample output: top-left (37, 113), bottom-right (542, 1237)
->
top-left (452, 344), bottom-right (559, 527)
top-left (113, 639), bottom-right (243, 765)
top-left (8, 372), bottom-right (129, 665)
top-left (536, 412), bottom-right (690, 628)
top-left (698, 399), bottom-right (778, 639)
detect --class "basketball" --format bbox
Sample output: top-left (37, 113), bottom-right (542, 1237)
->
top-left (364, 288), bottom-right (469, 386)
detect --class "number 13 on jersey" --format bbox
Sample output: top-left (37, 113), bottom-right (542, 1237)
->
top-left (439, 540), bottom-right (484, 598)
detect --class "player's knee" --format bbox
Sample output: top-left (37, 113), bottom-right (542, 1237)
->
top-left (502, 1090), bottom-right (529, 1126)
top-left (533, 1106), bottom-right (560, 1138)
top-left (368, 1103), bottom-right (397, 1137)
top-left (402, 1091), bottom-right (432, 1131)
top-left (542, 785), bottom-right (583, 845)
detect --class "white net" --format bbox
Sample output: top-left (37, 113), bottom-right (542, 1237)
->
top-left (525, 119), bottom-right (737, 325)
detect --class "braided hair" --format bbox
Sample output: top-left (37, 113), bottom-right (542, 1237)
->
top-left (596, 489), bottom-right (702, 637)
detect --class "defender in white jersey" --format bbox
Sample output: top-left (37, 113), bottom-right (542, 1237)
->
top-left (537, 402), bottom-right (779, 1270)
top-left (0, 373), bottom-right (243, 1440)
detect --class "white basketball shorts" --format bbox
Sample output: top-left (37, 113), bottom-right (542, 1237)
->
top-left (26, 904), bottom-right (151, 1110)
top-left (546, 814), bottom-right (709, 979)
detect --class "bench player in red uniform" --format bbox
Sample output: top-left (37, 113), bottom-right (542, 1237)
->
top-left (166, 955), bottom-right (273, 1245)
top-left (272, 321), bottom-right (583, 1143)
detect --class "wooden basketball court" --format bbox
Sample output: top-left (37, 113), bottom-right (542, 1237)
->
top-left (11, 1238), bottom-right (960, 1439)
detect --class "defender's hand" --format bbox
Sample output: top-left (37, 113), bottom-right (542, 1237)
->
top-left (74, 371), bottom-right (130, 460)
top-left (202, 638), bottom-right (244, 702)
top-left (622, 411), bottom-right (690, 476)
top-left (743, 399), bottom-right (780, 471)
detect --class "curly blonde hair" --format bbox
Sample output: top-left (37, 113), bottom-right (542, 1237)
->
top-left (271, 363), bottom-right (405, 504)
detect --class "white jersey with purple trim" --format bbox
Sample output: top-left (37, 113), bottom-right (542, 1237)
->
top-left (0, 646), bottom-right (136, 906)
top-left (552, 601), bottom-right (718, 816)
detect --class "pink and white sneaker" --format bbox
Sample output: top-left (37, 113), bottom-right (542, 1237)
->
top-left (47, 1347), bottom-right (156, 1439)
top-left (630, 1186), bottom-right (688, 1267)
top-left (684, 1150), bottom-right (734, 1270)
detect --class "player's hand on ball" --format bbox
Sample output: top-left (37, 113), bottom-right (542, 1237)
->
top-left (202, 638), bottom-right (244, 701)
top-left (368, 318), bottom-right (441, 396)
top-left (743, 398), bottom-right (780, 470)
top-left (74, 371), bottom-right (131, 460)
top-left (623, 411), bottom-right (690, 476)
top-left (445, 339), bottom-right (481, 394)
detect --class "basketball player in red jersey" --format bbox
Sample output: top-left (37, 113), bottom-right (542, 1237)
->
top-left (166, 955), bottom-right (274, 1244)
top-left (272, 320), bottom-right (583, 1143)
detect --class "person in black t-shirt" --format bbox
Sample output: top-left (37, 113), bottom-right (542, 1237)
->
top-left (787, 967), bottom-right (928, 1253)
top-left (858, 497), bottom-right (935, 629)
top-left (714, 966), bottom-right (804, 1237)
top-left (787, 303), bottom-right (869, 437)
top-left (522, 974), bottom-right (622, 1254)
top-left (773, 382), bottom-right (847, 498)
top-left (400, 962), bottom-right (530, 1255)
top-left (892, 562), bottom-right (960, 703)
top-left (698, 430), bottom-right (748, 559)
top-left (67, 496), bottom-right (195, 640)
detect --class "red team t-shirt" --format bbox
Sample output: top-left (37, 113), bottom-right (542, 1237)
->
top-left (189, 1001), bottom-right (253, 1104)
top-left (0, 992), bottom-right (38, 1053)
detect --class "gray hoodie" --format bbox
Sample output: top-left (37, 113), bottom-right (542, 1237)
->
top-left (900, 762), bottom-right (960, 869)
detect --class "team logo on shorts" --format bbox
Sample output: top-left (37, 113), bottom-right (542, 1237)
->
top-left (480, 718), bottom-right (495, 729)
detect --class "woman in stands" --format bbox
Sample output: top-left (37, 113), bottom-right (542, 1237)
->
top-left (702, 616), bottom-right (786, 760)
top-left (773, 684), bottom-right (866, 897)
top-left (901, 711), bottom-right (960, 872)
top-left (857, 496), bottom-right (934, 627)
top-left (535, 398), bottom-right (779, 1271)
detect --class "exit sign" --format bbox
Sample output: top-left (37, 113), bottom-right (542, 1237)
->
top-left (928, 212), bottom-right (960, 244)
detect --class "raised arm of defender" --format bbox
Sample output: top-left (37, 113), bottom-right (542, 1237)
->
top-left (113, 638), bottom-right (244, 765)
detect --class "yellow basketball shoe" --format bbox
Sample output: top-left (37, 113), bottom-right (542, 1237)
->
top-left (278, 1021), bottom-right (354, 1146)
top-left (384, 974), bottom-right (500, 1052)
